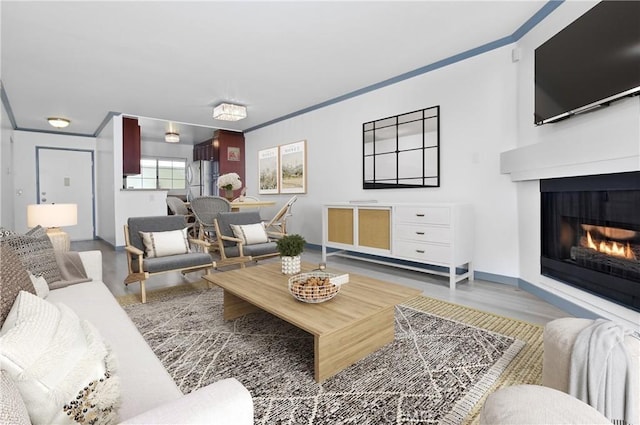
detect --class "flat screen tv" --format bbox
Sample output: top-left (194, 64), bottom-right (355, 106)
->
top-left (534, 0), bottom-right (640, 125)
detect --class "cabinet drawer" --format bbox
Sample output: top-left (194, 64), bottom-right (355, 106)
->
top-left (395, 241), bottom-right (451, 264)
top-left (395, 224), bottom-right (451, 243)
top-left (395, 206), bottom-right (450, 225)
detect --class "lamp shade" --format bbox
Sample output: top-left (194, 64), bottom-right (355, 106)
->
top-left (27, 204), bottom-right (78, 228)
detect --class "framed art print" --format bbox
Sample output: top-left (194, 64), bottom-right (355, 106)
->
top-left (279, 140), bottom-right (306, 194)
top-left (227, 146), bottom-right (241, 162)
top-left (258, 146), bottom-right (279, 194)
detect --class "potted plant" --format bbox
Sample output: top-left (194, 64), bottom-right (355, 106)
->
top-left (276, 234), bottom-right (306, 275)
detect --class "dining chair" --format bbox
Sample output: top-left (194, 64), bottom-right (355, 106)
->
top-left (264, 195), bottom-right (297, 234)
top-left (166, 196), bottom-right (197, 238)
top-left (190, 196), bottom-right (232, 245)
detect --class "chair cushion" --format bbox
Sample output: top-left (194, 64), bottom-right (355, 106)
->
top-left (139, 228), bottom-right (190, 258)
top-left (224, 242), bottom-right (278, 258)
top-left (132, 252), bottom-right (213, 273)
top-left (230, 223), bottom-right (269, 245)
top-left (127, 216), bottom-right (187, 253)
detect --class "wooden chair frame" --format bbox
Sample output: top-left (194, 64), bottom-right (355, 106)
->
top-left (212, 218), bottom-right (285, 269)
top-left (123, 224), bottom-right (215, 303)
top-left (264, 195), bottom-right (297, 234)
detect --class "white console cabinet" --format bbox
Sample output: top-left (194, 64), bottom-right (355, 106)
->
top-left (322, 203), bottom-right (474, 289)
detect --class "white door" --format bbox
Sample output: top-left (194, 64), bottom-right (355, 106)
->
top-left (37, 148), bottom-right (94, 241)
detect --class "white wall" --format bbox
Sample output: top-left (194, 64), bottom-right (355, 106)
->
top-left (96, 117), bottom-right (116, 245)
top-left (245, 45), bottom-right (521, 278)
top-left (510, 1), bottom-right (640, 327)
top-left (1, 95), bottom-right (14, 229)
top-left (11, 131), bottom-right (97, 233)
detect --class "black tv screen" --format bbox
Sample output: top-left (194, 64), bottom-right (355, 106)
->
top-left (534, 0), bottom-right (640, 125)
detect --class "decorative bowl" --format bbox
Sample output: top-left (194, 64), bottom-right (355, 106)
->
top-left (288, 272), bottom-right (340, 303)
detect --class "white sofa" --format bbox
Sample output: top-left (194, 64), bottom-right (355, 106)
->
top-left (480, 317), bottom-right (639, 425)
top-left (45, 250), bottom-right (253, 424)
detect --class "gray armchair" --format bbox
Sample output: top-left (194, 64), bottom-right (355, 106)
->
top-left (124, 215), bottom-right (215, 303)
top-left (213, 211), bottom-right (284, 269)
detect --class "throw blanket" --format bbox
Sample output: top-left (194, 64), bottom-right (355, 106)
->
top-left (51, 251), bottom-right (91, 290)
top-left (569, 319), bottom-right (638, 425)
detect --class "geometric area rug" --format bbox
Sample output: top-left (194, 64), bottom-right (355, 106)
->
top-left (121, 283), bottom-right (541, 425)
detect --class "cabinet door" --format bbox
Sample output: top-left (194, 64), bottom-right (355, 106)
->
top-left (327, 208), bottom-right (354, 245)
top-left (358, 208), bottom-right (390, 250)
top-left (122, 117), bottom-right (140, 175)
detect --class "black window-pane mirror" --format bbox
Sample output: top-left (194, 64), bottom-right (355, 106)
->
top-left (363, 106), bottom-right (440, 189)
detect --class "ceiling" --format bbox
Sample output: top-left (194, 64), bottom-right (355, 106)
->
top-left (1, 1), bottom-right (549, 145)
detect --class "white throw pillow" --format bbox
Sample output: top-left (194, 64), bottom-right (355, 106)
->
top-left (28, 272), bottom-right (50, 298)
top-left (0, 291), bottom-right (120, 424)
top-left (230, 223), bottom-right (269, 245)
top-left (139, 228), bottom-right (190, 258)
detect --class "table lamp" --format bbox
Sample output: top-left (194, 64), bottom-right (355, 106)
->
top-left (27, 203), bottom-right (78, 252)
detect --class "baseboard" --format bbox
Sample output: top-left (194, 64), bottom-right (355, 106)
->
top-left (517, 279), bottom-right (601, 320)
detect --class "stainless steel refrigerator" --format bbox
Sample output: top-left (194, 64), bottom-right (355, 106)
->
top-left (186, 160), bottom-right (218, 200)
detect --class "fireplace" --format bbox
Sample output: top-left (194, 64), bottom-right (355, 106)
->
top-left (541, 171), bottom-right (640, 312)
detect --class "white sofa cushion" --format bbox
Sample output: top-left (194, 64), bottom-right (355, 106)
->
top-left (480, 384), bottom-right (611, 424)
top-left (121, 378), bottom-right (253, 425)
top-left (28, 272), bottom-right (50, 298)
top-left (0, 291), bottom-right (119, 424)
top-left (47, 280), bottom-right (183, 420)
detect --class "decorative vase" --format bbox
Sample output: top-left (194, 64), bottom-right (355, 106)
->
top-left (281, 255), bottom-right (301, 275)
top-left (224, 189), bottom-right (235, 202)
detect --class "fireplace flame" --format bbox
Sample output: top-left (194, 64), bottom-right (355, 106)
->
top-left (585, 231), bottom-right (636, 260)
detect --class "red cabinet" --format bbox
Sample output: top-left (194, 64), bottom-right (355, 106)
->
top-left (122, 117), bottom-right (141, 175)
top-left (193, 130), bottom-right (245, 197)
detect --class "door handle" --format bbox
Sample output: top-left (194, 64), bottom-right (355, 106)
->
top-left (416, 232), bottom-right (425, 235)
top-left (416, 213), bottom-right (425, 217)
top-left (416, 249), bottom-right (425, 254)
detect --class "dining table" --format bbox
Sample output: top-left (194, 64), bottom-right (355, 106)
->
top-left (229, 200), bottom-right (276, 211)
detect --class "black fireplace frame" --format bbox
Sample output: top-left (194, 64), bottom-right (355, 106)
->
top-left (540, 171), bottom-right (640, 312)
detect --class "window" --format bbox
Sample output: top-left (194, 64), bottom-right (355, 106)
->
top-left (124, 157), bottom-right (186, 189)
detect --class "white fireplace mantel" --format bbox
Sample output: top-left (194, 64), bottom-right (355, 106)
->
top-left (501, 96), bottom-right (640, 182)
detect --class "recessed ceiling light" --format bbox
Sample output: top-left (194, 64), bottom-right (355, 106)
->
top-left (165, 132), bottom-right (180, 143)
top-left (213, 103), bottom-right (247, 121)
top-left (47, 117), bottom-right (71, 128)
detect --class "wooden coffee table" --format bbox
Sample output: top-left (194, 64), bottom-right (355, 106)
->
top-left (203, 261), bottom-right (421, 382)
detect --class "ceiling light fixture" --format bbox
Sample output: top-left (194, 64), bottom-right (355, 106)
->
top-left (165, 132), bottom-right (180, 143)
top-left (212, 103), bottom-right (247, 121)
top-left (47, 117), bottom-right (71, 128)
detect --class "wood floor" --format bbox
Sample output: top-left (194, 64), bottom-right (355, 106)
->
top-left (71, 239), bottom-right (571, 326)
